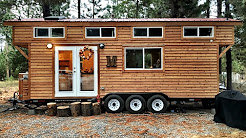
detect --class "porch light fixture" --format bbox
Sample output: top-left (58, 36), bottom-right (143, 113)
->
top-left (47, 43), bottom-right (53, 49)
top-left (99, 43), bottom-right (105, 49)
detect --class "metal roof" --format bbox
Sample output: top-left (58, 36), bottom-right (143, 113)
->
top-left (6, 18), bottom-right (241, 22)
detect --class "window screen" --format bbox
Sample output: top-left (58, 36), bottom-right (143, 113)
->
top-left (101, 28), bottom-right (115, 37)
top-left (199, 28), bottom-right (213, 36)
top-left (149, 28), bottom-right (162, 37)
top-left (126, 49), bottom-right (143, 68)
top-left (35, 28), bottom-right (49, 37)
top-left (86, 28), bottom-right (100, 37)
top-left (184, 28), bottom-right (197, 36)
top-left (52, 28), bottom-right (64, 37)
top-left (134, 28), bottom-right (147, 37)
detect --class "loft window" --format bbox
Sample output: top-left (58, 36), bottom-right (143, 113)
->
top-left (85, 27), bottom-right (116, 38)
top-left (183, 26), bottom-right (214, 37)
top-left (34, 27), bottom-right (65, 38)
top-left (125, 48), bottom-right (162, 70)
top-left (133, 27), bottom-right (163, 38)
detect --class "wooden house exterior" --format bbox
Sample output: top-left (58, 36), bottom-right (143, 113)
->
top-left (4, 18), bottom-right (241, 113)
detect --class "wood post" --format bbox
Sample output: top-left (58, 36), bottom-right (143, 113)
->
top-left (226, 48), bottom-right (232, 90)
top-left (57, 106), bottom-right (71, 117)
top-left (81, 102), bottom-right (92, 116)
top-left (70, 102), bottom-right (81, 117)
top-left (47, 102), bottom-right (57, 116)
top-left (92, 102), bottom-right (101, 115)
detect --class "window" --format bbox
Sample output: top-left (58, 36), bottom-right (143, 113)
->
top-left (125, 48), bottom-right (162, 70)
top-left (85, 27), bottom-right (115, 38)
top-left (34, 27), bottom-right (65, 38)
top-left (133, 27), bottom-right (163, 38)
top-left (183, 26), bottom-right (214, 37)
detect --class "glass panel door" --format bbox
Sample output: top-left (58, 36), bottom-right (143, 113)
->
top-left (58, 51), bottom-right (73, 91)
top-left (77, 46), bottom-right (98, 97)
top-left (55, 47), bottom-right (76, 97)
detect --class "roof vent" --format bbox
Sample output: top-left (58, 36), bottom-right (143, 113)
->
top-left (44, 16), bottom-right (66, 20)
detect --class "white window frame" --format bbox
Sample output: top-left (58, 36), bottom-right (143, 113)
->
top-left (33, 27), bottom-right (65, 38)
top-left (85, 27), bottom-right (116, 38)
top-left (124, 47), bottom-right (163, 70)
top-left (133, 27), bottom-right (163, 38)
top-left (183, 26), bottom-right (214, 38)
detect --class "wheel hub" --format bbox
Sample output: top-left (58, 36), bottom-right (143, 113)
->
top-left (152, 99), bottom-right (164, 111)
top-left (108, 99), bottom-right (120, 111)
top-left (130, 99), bottom-right (142, 111)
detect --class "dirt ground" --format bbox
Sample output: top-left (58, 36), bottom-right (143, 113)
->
top-left (0, 103), bottom-right (246, 138)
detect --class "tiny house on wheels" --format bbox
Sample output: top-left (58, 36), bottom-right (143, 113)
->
top-left (4, 17), bottom-right (241, 113)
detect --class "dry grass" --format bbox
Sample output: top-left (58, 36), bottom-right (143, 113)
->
top-left (0, 80), bottom-right (18, 103)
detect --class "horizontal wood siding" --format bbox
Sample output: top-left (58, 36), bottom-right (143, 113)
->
top-left (99, 42), bottom-right (219, 98)
top-left (29, 43), bottom-right (53, 99)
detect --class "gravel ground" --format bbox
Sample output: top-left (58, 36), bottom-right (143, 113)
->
top-left (1, 106), bottom-right (246, 138)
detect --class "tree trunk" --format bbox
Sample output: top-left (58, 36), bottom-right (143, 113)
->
top-left (81, 102), bottom-right (92, 116)
top-left (78, 0), bottom-right (81, 18)
top-left (5, 42), bottom-right (9, 79)
top-left (206, 0), bottom-right (210, 18)
top-left (217, 0), bottom-right (222, 17)
top-left (35, 105), bottom-right (48, 115)
top-left (225, 0), bottom-right (231, 18)
top-left (47, 102), bottom-right (57, 116)
top-left (136, 0), bottom-right (139, 18)
top-left (92, 0), bottom-right (95, 19)
top-left (70, 102), bottom-right (81, 117)
top-left (57, 106), bottom-right (71, 117)
top-left (226, 48), bottom-right (232, 90)
top-left (42, 3), bottom-right (51, 18)
top-left (92, 102), bottom-right (101, 115)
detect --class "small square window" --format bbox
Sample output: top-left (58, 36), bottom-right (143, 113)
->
top-left (149, 28), bottom-right (162, 37)
top-left (86, 28), bottom-right (100, 37)
top-left (184, 28), bottom-right (197, 36)
top-left (35, 28), bottom-right (49, 37)
top-left (126, 49), bottom-right (143, 68)
top-left (52, 28), bottom-right (64, 37)
top-left (199, 28), bottom-right (213, 36)
top-left (101, 28), bottom-right (115, 37)
top-left (134, 28), bottom-right (147, 37)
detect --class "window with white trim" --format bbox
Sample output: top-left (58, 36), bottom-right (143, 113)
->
top-left (34, 27), bottom-right (65, 38)
top-left (183, 26), bottom-right (214, 37)
top-left (133, 27), bottom-right (163, 38)
top-left (125, 48), bottom-right (162, 70)
top-left (85, 27), bottom-right (116, 38)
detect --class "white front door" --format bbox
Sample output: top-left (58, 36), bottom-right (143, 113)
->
top-left (55, 46), bottom-right (98, 97)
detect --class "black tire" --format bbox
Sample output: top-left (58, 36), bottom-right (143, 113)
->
top-left (125, 95), bottom-right (146, 114)
top-left (147, 95), bottom-right (168, 113)
top-left (104, 95), bottom-right (124, 113)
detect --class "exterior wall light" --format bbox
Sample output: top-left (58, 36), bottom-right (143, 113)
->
top-left (47, 43), bottom-right (53, 49)
top-left (99, 43), bottom-right (105, 49)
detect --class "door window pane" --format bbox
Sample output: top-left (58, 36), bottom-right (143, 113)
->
top-left (145, 49), bottom-right (161, 69)
top-left (149, 28), bottom-right (162, 37)
top-left (102, 28), bottom-right (115, 37)
top-left (80, 48), bottom-right (94, 91)
top-left (58, 51), bottom-right (73, 91)
top-left (86, 28), bottom-right (100, 37)
top-left (134, 28), bottom-right (147, 37)
top-left (199, 28), bottom-right (213, 36)
top-left (126, 49), bottom-right (143, 68)
top-left (184, 28), bottom-right (197, 36)
top-left (35, 28), bottom-right (49, 37)
top-left (52, 28), bottom-right (64, 37)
